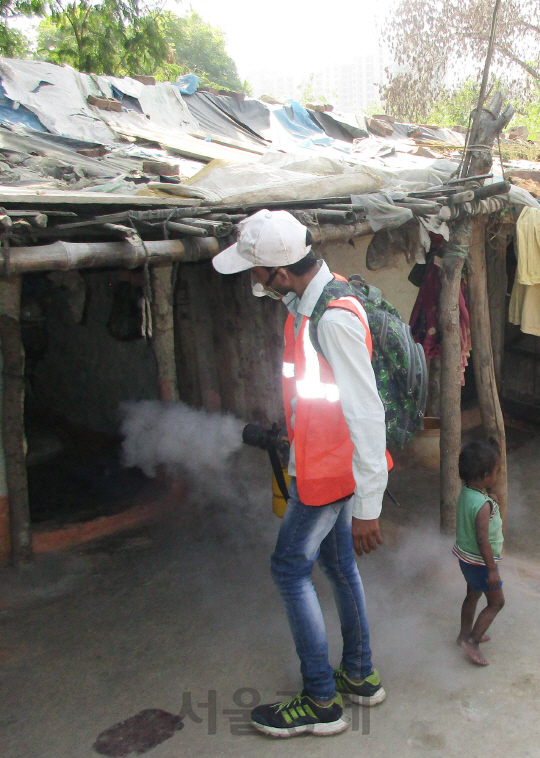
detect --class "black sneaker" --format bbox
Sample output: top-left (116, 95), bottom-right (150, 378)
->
top-left (251, 690), bottom-right (350, 738)
top-left (334, 665), bottom-right (386, 706)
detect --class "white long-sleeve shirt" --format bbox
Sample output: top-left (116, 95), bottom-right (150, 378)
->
top-left (283, 261), bottom-right (388, 520)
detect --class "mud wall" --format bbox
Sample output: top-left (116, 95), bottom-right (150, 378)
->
top-left (26, 241), bottom-right (416, 435)
top-left (174, 261), bottom-right (286, 425)
top-left (322, 235), bottom-right (418, 321)
top-left (30, 271), bottom-right (160, 435)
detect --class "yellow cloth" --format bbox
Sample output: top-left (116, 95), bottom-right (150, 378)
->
top-left (516, 205), bottom-right (540, 285)
top-left (509, 205), bottom-right (540, 335)
top-left (509, 281), bottom-right (540, 336)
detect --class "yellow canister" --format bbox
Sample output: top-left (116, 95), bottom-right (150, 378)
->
top-left (272, 467), bottom-right (292, 518)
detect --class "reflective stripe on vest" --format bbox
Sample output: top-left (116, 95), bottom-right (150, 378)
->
top-left (281, 294), bottom-right (372, 506)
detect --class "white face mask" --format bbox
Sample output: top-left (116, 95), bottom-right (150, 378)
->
top-left (251, 278), bottom-right (283, 300)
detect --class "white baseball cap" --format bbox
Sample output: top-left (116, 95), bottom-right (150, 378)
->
top-left (212, 209), bottom-right (310, 274)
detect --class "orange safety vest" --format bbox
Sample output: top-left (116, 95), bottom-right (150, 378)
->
top-left (282, 275), bottom-right (391, 506)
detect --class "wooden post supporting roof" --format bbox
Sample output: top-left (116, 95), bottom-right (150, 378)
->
top-left (438, 91), bottom-right (513, 532)
top-left (439, 219), bottom-right (471, 534)
top-left (151, 264), bottom-right (179, 403)
top-left (0, 345), bottom-right (10, 566)
top-left (486, 226), bottom-right (510, 390)
top-left (0, 276), bottom-right (32, 563)
top-left (467, 217), bottom-right (508, 521)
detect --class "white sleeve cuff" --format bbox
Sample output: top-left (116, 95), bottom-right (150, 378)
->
top-left (351, 493), bottom-right (383, 520)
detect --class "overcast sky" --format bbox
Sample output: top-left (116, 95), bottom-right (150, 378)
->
top-left (173, 0), bottom-right (396, 79)
top-left (11, 0), bottom-right (397, 80)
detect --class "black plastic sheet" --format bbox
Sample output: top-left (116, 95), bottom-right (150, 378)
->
top-left (308, 110), bottom-right (368, 143)
top-left (183, 92), bottom-right (270, 147)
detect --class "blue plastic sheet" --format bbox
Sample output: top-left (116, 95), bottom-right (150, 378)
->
top-left (175, 73), bottom-right (200, 95)
top-left (110, 85), bottom-right (143, 113)
top-left (0, 81), bottom-right (46, 132)
top-left (273, 100), bottom-right (332, 146)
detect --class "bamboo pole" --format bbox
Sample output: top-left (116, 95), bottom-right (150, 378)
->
top-left (0, 238), bottom-right (219, 276)
top-left (310, 220), bottom-right (373, 245)
top-left (467, 217), bottom-right (508, 521)
top-left (0, 276), bottom-right (31, 563)
top-left (150, 264), bottom-right (179, 403)
top-left (439, 219), bottom-right (471, 533)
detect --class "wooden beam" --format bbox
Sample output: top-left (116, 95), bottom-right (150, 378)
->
top-left (467, 216), bottom-right (508, 521)
top-left (0, 238), bottom-right (218, 276)
top-left (0, 276), bottom-right (31, 563)
top-left (310, 220), bottom-right (373, 244)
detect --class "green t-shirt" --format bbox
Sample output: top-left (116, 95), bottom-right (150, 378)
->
top-left (453, 486), bottom-right (504, 565)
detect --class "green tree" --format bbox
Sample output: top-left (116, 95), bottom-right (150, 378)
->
top-left (426, 77), bottom-right (540, 140)
top-left (160, 11), bottom-right (243, 91)
top-left (36, 6), bottom-right (245, 91)
top-left (36, 0), bottom-right (170, 76)
top-left (427, 79), bottom-right (483, 128)
top-left (382, 0), bottom-right (540, 122)
top-left (0, 0), bottom-right (46, 56)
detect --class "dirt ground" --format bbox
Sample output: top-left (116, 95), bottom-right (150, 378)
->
top-left (2, 430), bottom-right (540, 758)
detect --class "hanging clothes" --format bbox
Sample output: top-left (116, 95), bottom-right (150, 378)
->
top-left (509, 205), bottom-right (540, 336)
top-left (409, 259), bottom-right (471, 385)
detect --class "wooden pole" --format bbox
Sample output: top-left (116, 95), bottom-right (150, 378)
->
top-left (310, 220), bottom-right (373, 245)
top-left (464, 93), bottom-right (513, 524)
top-left (0, 238), bottom-right (219, 276)
top-left (467, 217), bottom-right (508, 521)
top-left (438, 91), bottom-right (513, 533)
top-left (486, 227), bottom-right (509, 390)
top-left (461, 0), bottom-right (502, 178)
top-left (426, 357), bottom-right (441, 418)
top-left (150, 264), bottom-right (179, 403)
top-left (439, 218), bottom-right (470, 534)
top-left (185, 264), bottom-right (222, 413)
top-left (0, 276), bottom-right (32, 563)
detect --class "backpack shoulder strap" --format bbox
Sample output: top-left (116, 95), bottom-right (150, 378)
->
top-left (309, 278), bottom-right (365, 359)
top-left (326, 298), bottom-right (372, 359)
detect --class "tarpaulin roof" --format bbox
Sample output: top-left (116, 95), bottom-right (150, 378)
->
top-left (273, 100), bottom-right (332, 146)
top-left (183, 91), bottom-right (270, 146)
top-left (0, 56), bottom-right (534, 216)
top-left (308, 110), bottom-right (368, 142)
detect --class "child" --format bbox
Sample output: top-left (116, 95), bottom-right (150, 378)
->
top-left (453, 439), bottom-right (504, 666)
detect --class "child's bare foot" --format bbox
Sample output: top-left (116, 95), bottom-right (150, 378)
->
top-left (456, 633), bottom-right (490, 645)
top-left (461, 639), bottom-right (489, 666)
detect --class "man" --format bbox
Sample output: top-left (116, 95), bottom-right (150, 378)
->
top-left (213, 209), bottom-right (388, 738)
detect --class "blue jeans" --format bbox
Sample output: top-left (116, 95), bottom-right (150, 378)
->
top-left (271, 477), bottom-right (373, 700)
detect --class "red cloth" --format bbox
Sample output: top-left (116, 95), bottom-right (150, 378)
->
top-left (409, 261), bottom-right (471, 384)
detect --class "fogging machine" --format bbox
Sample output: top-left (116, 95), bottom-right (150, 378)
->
top-left (242, 423), bottom-right (291, 517)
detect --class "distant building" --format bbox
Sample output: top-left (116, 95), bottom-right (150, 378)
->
top-left (246, 49), bottom-right (388, 113)
top-left (313, 51), bottom-right (387, 112)
top-left (247, 70), bottom-right (303, 103)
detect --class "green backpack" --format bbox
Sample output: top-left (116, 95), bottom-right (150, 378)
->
top-left (309, 275), bottom-right (427, 448)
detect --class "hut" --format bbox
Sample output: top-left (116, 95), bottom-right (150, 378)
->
top-left (0, 58), bottom-right (538, 565)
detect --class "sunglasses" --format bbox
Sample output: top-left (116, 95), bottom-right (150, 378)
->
top-left (264, 268), bottom-right (279, 288)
